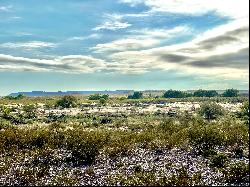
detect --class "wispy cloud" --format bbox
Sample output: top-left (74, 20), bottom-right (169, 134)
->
top-left (0, 54), bottom-right (107, 73)
top-left (92, 26), bottom-right (191, 53)
top-left (108, 19), bottom-right (249, 78)
top-left (67, 34), bottom-right (101, 41)
top-left (0, 41), bottom-right (57, 50)
top-left (93, 13), bottom-right (131, 31)
top-left (129, 26), bottom-right (191, 39)
top-left (119, 0), bottom-right (144, 7)
top-left (0, 5), bottom-right (12, 12)
top-left (92, 38), bottom-right (158, 53)
top-left (10, 16), bottom-right (22, 20)
top-left (0, 19), bottom-right (248, 80)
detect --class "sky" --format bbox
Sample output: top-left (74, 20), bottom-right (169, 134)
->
top-left (0, 0), bottom-right (249, 95)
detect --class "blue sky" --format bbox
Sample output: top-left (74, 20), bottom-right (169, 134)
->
top-left (0, 0), bottom-right (249, 95)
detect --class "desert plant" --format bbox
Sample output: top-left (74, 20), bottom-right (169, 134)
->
top-left (88, 94), bottom-right (109, 100)
top-left (222, 89), bottom-right (239, 97)
top-left (127, 92), bottom-right (143, 99)
top-left (222, 161), bottom-right (249, 184)
top-left (65, 129), bottom-right (108, 165)
top-left (198, 102), bottom-right (224, 120)
top-left (236, 102), bottom-right (249, 125)
top-left (55, 95), bottom-right (78, 108)
top-left (209, 153), bottom-right (229, 168)
top-left (163, 90), bottom-right (190, 98)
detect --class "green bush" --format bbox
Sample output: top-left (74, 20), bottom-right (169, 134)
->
top-left (188, 123), bottom-right (223, 153)
top-left (209, 153), bottom-right (229, 168)
top-left (222, 161), bottom-right (249, 184)
top-left (88, 94), bottom-right (109, 100)
top-left (4, 94), bottom-right (25, 100)
top-left (193, 89), bottom-right (218, 97)
top-left (65, 129), bottom-right (108, 165)
top-left (55, 95), bottom-right (78, 108)
top-left (108, 167), bottom-right (203, 186)
top-left (23, 104), bottom-right (37, 119)
top-left (127, 91), bottom-right (143, 99)
top-left (198, 102), bottom-right (224, 120)
top-left (222, 89), bottom-right (239, 97)
top-left (163, 90), bottom-right (190, 98)
top-left (236, 102), bottom-right (249, 125)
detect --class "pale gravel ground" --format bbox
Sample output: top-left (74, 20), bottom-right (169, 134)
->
top-left (0, 146), bottom-right (248, 186)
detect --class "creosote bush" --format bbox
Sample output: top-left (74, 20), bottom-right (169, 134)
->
top-left (209, 153), bottom-right (229, 168)
top-left (65, 129), bottom-right (109, 165)
top-left (55, 95), bottom-right (78, 108)
top-left (222, 161), bottom-right (249, 184)
top-left (198, 102), bottom-right (224, 120)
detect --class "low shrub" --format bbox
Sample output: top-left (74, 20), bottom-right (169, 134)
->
top-left (65, 129), bottom-right (108, 165)
top-left (209, 153), bottom-right (229, 168)
top-left (188, 123), bottom-right (223, 153)
top-left (222, 161), bottom-right (249, 184)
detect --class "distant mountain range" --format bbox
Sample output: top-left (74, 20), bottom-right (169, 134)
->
top-left (9, 90), bottom-right (134, 97)
top-left (8, 89), bottom-right (249, 97)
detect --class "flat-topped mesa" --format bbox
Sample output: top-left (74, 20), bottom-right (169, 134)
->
top-left (8, 90), bottom-right (134, 97)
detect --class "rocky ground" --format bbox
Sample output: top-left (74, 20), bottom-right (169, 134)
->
top-left (1, 146), bottom-right (249, 186)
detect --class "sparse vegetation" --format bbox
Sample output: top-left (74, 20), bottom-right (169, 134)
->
top-left (127, 91), bottom-right (143, 99)
top-left (0, 92), bottom-right (248, 186)
top-left (55, 95), bottom-right (78, 108)
top-left (88, 94), bottom-right (109, 100)
top-left (163, 89), bottom-right (190, 98)
top-left (198, 102), bottom-right (225, 120)
top-left (222, 88), bottom-right (239, 97)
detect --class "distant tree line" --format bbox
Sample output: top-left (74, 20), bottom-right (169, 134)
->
top-left (88, 94), bottom-right (109, 100)
top-left (127, 89), bottom-right (240, 99)
top-left (4, 94), bottom-right (25, 100)
top-left (163, 88), bottom-right (239, 98)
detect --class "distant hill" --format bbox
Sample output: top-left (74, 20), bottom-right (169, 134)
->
top-left (9, 90), bottom-right (134, 97)
top-left (8, 89), bottom-right (249, 97)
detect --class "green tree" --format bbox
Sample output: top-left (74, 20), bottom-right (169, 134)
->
top-left (198, 102), bottom-right (225, 121)
top-left (193, 89), bottom-right (207, 97)
top-left (55, 95), bottom-right (78, 108)
top-left (4, 94), bottom-right (25, 100)
top-left (163, 90), bottom-right (189, 98)
top-left (128, 92), bottom-right (143, 99)
top-left (88, 94), bottom-right (109, 100)
top-left (206, 90), bottom-right (219, 97)
top-left (222, 89), bottom-right (239, 97)
top-left (193, 90), bottom-right (218, 97)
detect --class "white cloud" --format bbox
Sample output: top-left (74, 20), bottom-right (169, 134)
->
top-left (0, 54), bottom-right (107, 73)
top-left (0, 41), bottom-right (57, 50)
top-left (108, 19), bottom-right (249, 79)
top-left (92, 26), bottom-right (192, 53)
top-left (10, 16), bottom-right (22, 19)
top-left (93, 21), bottom-right (131, 31)
top-left (130, 26), bottom-right (191, 39)
top-left (15, 32), bottom-right (33, 36)
top-left (0, 5), bottom-right (12, 12)
top-left (92, 38), bottom-right (158, 53)
top-left (119, 0), bottom-right (144, 7)
top-left (120, 0), bottom-right (249, 19)
top-left (67, 34), bottom-right (101, 41)
top-left (93, 13), bottom-right (131, 31)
